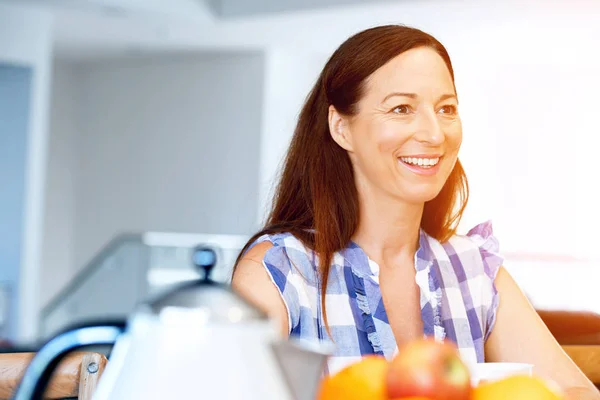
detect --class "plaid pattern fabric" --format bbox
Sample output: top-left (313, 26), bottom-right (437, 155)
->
top-left (252, 221), bottom-right (503, 375)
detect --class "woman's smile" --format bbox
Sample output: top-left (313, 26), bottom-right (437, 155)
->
top-left (398, 154), bottom-right (443, 176)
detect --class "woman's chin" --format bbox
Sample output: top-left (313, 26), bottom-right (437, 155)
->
top-left (396, 186), bottom-right (444, 205)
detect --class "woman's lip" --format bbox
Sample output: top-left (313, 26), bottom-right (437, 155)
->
top-left (398, 158), bottom-right (442, 176)
top-left (398, 154), bottom-right (443, 159)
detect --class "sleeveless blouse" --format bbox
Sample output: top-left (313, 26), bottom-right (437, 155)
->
top-left (248, 221), bottom-right (503, 375)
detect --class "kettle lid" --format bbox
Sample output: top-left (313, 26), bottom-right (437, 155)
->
top-left (146, 246), bottom-right (267, 323)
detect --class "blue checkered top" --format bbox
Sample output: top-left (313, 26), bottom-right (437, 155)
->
top-left (249, 221), bottom-right (502, 375)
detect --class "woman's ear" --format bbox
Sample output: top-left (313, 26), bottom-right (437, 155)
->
top-left (328, 105), bottom-right (354, 152)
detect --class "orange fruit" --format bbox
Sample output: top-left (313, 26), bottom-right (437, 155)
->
top-left (317, 356), bottom-right (389, 400)
top-left (473, 375), bottom-right (563, 400)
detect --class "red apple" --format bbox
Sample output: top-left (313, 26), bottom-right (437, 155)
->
top-left (386, 338), bottom-right (472, 400)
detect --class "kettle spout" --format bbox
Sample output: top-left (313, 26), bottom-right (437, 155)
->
top-left (271, 339), bottom-right (332, 400)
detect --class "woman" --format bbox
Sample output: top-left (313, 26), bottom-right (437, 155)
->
top-left (232, 25), bottom-right (599, 398)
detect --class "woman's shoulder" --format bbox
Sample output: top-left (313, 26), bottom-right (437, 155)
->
top-left (242, 231), bottom-right (318, 276)
top-left (249, 231), bottom-right (308, 251)
top-left (460, 220), bottom-right (503, 280)
top-left (450, 220), bottom-right (499, 254)
top-left (245, 231), bottom-right (313, 258)
top-left (424, 220), bottom-right (503, 281)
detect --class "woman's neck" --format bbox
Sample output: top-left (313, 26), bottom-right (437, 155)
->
top-left (352, 187), bottom-right (423, 267)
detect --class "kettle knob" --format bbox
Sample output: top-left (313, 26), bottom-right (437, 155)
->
top-left (192, 246), bottom-right (217, 281)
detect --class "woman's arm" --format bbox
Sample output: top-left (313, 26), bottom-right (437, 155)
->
top-left (231, 241), bottom-right (290, 337)
top-left (485, 267), bottom-right (599, 399)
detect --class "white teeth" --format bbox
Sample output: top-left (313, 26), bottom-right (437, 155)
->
top-left (400, 157), bottom-right (440, 167)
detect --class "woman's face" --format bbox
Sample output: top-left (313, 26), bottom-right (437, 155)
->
top-left (330, 47), bottom-right (462, 205)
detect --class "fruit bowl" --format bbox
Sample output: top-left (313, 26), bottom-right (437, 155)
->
top-left (317, 339), bottom-right (563, 400)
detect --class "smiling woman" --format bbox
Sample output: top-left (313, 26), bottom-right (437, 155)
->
top-left (231, 25), bottom-right (600, 398)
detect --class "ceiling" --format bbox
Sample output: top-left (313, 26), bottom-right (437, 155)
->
top-left (3, 0), bottom-right (599, 60)
top-left (1, 0), bottom-right (456, 58)
top-left (207, 0), bottom-right (399, 17)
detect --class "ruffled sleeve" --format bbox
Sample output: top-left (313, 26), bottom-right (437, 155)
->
top-left (246, 234), bottom-right (313, 336)
top-left (466, 221), bottom-right (504, 341)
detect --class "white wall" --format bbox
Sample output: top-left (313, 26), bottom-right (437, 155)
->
top-left (445, 15), bottom-right (600, 259)
top-left (44, 52), bottom-right (265, 292)
top-left (40, 62), bottom-right (77, 307)
top-left (0, 3), bottom-right (53, 342)
top-left (257, 49), bottom-right (327, 223)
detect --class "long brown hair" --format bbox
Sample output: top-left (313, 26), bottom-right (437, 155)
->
top-left (235, 25), bottom-right (469, 331)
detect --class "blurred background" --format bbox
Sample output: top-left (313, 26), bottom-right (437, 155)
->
top-left (1, 0), bottom-right (600, 347)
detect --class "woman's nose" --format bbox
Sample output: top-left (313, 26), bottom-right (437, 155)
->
top-left (413, 110), bottom-right (445, 146)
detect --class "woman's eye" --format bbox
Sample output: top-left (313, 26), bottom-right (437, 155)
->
top-left (439, 105), bottom-right (458, 115)
top-left (392, 105), bottom-right (411, 114)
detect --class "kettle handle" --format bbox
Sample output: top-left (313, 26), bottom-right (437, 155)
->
top-left (13, 320), bottom-right (126, 400)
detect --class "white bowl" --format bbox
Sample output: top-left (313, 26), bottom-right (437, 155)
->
top-left (470, 362), bottom-right (534, 385)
